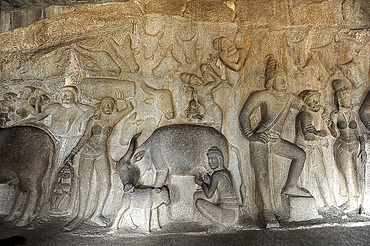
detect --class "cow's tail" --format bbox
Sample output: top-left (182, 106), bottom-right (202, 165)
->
top-left (229, 144), bottom-right (245, 206)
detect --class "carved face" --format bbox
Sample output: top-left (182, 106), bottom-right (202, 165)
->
top-left (208, 153), bottom-right (221, 170)
top-left (19, 87), bottom-right (32, 100)
top-left (100, 98), bottom-right (115, 115)
top-left (272, 73), bottom-right (287, 92)
top-left (338, 89), bottom-right (354, 109)
top-left (61, 90), bottom-right (75, 105)
top-left (305, 94), bottom-right (321, 112)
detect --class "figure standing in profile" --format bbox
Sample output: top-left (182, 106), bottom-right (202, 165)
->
top-left (63, 96), bottom-right (133, 231)
top-left (239, 54), bottom-right (310, 228)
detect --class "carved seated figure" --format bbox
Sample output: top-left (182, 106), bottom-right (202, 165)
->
top-left (194, 146), bottom-right (239, 227)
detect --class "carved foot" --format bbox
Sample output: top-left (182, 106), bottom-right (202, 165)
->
top-left (63, 217), bottom-right (84, 232)
top-left (4, 213), bottom-right (18, 222)
top-left (89, 215), bottom-right (110, 227)
top-left (107, 229), bottom-right (119, 237)
top-left (339, 201), bottom-right (359, 214)
top-left (282, 185), bottom-right (311, 197)
top-left (15, 218), bottom-right (30, 227)
top-left (263, 210), bottom-right (280, 229)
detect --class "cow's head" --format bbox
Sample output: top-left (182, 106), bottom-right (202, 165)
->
top-left (142, 82), bottom-right (175, 120)
top-left (152, 186), bottom-right (171, 208)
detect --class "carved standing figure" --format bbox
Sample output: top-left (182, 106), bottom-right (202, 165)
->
top-left (239, 54), bottom-right (310, 228)
top-left (327, 80), bottom-right (367, 213)
top-left (295, 90), bottom-right (337, 212)
top-left (211, 36), bottom-right (248, 87)
top-left (35, 85), bottom-right (92, 214)
top-left (63, 97), bottom-right (133, 231)
top-left (195, 146), bottom-right (239, 226)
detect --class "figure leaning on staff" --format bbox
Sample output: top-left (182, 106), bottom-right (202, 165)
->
top-left (239, 54), bottom-right (311, 227)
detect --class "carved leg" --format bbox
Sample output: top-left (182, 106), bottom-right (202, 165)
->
top-left (144, 208), bottom-right (151, 232)
top-left (250, 142), bottom-right (278, 226)
top-left (63, 154), bottom-right (94, 231)
top-left (16, 187), bottom-right (39, 227)
top-left (90, 156), bottom-right (111, 226)
top-left (4, 184), bottom-right (23, 222)
top-left (110, 202), bottom-right (130, 230)
top-left (272, 140), bottom-right (311, 197)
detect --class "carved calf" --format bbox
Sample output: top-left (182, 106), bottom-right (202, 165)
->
top-left (110, 187), bottom-right (170, 233)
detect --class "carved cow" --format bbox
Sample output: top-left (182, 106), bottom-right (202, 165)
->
top-left (141, 82), bottom-right (175, 121)
top-left (110, 186), bottom-right (171, 233)
top-left (121, 124), bottom-right (229, 188)
top-left (0, 126), bottom-right (55, 227)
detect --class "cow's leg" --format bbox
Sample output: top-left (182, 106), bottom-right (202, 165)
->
top-left (151, 208), bottom-right (160, 230)
top-left (90, 155), bottom-right (111, 226)
top-left (4, 183), bottom-right (24, 222)
top-left (144, 208), bottom-right (151, 232)
top-left (110, 202), bottom-right (130, 230)
top-left (16, 186), bottom-right (40, 227)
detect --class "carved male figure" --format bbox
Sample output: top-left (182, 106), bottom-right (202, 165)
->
top-left (328, 80), bottom-right (367, 213)
top-left (195, 146), bottom-right (239, 226)
top-left (35, 85), bottom-right (92, 214)
top-left (295, 90), bottom-right (336, 211)
top-left (239, 54), bottom-right (310, 227)
top-left (63, 97), bottom-right (133, 231)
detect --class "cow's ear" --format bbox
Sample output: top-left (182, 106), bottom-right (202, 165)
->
top-left (133, 151), bottom-right (145, 163)
top-left (143, 98), bottom-right (155, 105)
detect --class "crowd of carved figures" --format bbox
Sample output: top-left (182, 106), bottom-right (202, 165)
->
top-left (0, 20), bottom-right (369, 232)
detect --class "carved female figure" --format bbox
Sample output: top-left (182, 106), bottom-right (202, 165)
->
top-left (328, 82), bottom-right (367, 213)
top-left (63, 97), bottom-right (133, 231)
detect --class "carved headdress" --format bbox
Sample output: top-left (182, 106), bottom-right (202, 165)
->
top-left (298, 90), bottom-right (321, 103)
top-left (264, 54), bottom-right (284, 89)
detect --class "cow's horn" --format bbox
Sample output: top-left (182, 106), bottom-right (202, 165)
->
top-left (141, 82), bottom-right (156, 95)
top-left (120, 132), bottom-right (142, 164)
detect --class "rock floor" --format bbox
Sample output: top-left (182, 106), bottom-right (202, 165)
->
top-left (1, 215), bottom-right (370, 246)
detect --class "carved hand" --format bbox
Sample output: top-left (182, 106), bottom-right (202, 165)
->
top-left (248, 132), bottom-right (268, 144)
top-left (195, 175), bottom-right (204, 185)
top-left (202, 173), bottom-right (211, 185)
top-left (358, 150), bottom-right (367, 164)
top-left (317, 130), bottom-right (327, 137)
top-left (64, 153), bottom-right (75, 166)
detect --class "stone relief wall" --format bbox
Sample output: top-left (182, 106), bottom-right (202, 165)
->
top-left (0, 0), bottom-right (369, 232)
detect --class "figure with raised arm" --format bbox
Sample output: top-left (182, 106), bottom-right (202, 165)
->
top-left (63, 96), bottom-right (133, 231)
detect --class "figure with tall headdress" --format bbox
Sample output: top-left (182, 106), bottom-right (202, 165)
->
top-left (239, 54), bottom-right (311, 228)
